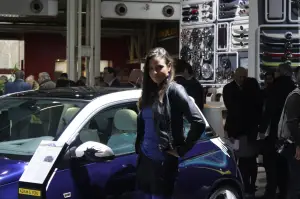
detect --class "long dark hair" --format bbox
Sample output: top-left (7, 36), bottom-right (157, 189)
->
top-left (139, 47), bottom-right (175, 109)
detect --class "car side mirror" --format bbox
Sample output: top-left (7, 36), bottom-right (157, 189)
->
top-left (75, 141), bottom-right (115, 161)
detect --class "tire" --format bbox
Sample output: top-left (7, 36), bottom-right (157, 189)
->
top-left (208, 186), bottom-right (240, 199)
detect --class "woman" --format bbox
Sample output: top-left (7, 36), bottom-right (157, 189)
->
top-left (25, 75), bottom-right (39, 90)
top-left (135, 47), bottom-right (205, 199)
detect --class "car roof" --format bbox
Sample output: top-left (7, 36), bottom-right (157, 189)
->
top-left (3, 86), bottom-right (138, 100)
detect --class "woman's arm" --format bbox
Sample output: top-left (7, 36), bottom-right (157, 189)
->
top-left (135, 112), bottom-right (145, 154)
top-left (170, 83), bottom-right (206, 157)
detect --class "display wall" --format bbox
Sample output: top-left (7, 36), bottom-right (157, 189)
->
top-left (257, 0), bottom-right (300, 81)
top-left (179, 0), bottom-right (249, 86)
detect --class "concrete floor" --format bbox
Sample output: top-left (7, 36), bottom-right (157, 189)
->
top-left (255, 167), bottom-right (267, 198)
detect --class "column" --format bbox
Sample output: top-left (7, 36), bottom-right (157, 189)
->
top-left (247, 0), bottom-right (259, 78)
top-left (94, 0), bottom-right (101, 81)
top-left (66, 0), bottom-right (77, 81)
top-left (67, 0), bottom-right (101, 85)
top-left (77, 0), bottom-right (82, 79)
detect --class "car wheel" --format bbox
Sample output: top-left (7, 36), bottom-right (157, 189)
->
top-left (208, 186), bottom-right (240, 199)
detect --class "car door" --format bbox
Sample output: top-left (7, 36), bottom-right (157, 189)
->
top-left (46, 102), bottom-right (140, 199)
top-left (173, 119), bottom-right (223, 199)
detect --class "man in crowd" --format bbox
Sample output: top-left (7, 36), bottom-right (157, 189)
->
top-left (259, 63), bottom-right (295, 199)
top-left (174, 59), bottom-right (204, 110)
top-left (282, 66), bottom-right (300, 199)
top-left (103, 67), bottom-right (120, 87)
top-left (56, 73), bottom-right (76, 88)
top-left (4, 70), bottom-right (31, 94)
top-left (38, 72), bottom-right (56, 90)
top-left (76, 76), bottom-right (87, 86)
top-left (262, 72), bottom-right (274, 100)
top-left (223, 67), bottom-right (263, 197)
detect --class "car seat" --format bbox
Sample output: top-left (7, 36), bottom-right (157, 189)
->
top-left (64, 107), bottom-right (80, 124)
top-left (57, 107), bottom-right (80, 134)
top-left (113, 109), bottom-right (137, 132)
top-left (79, 128), bottom-right (100, 143)
top-left (89, 114), bottom-right (113, 145)
top-left (107, 109), bottom-right (137, 155)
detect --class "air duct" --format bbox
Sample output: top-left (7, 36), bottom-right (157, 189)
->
top-left (115, 3), bottom-right (127, 16)
top-left (162, 5), bottom-right (174, 17)
top-left (30, 0), bottom-right (44, 13)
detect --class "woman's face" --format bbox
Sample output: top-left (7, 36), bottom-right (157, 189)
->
top-left (149, 57), bottom-right (171, 84)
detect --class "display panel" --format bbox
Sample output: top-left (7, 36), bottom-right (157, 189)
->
top-left (258, 25), bottom-right (300, 80)
top-left (216, 52), bottom-right (238, 84)
top-left (288, 0), bottom-right (300, 22)
top-left (230, 20), bottom-right (249, 51)
top-left (180, 24), bottom-right (216, 82)
top-left (180, 0), bottom-right (249, 86)
top-left (181, 0), bottom-right (217, 25)
top-left (217, 0), bottom-right (249, 22)
top-left (265, 0), bottom-right (286, 23)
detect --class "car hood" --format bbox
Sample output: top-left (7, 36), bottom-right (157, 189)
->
top-left (0, 158), bottom-right (27, 186)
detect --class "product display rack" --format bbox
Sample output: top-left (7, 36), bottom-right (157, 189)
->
top-left (257, 24), bottom-right (300, 80)
top-left (180, 0), bottom-right (249, 86)
top-left (257, 0), bottom-right (300, 81)
top-left (180, 24), bottom-right (217, 82)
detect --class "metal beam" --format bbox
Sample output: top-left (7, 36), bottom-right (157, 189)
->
top-left (0, 24), bottom-right (141, 38)
top-left (248, 0), bottom-right (259, 78)
top-left (77, 0), bottom-right (82, 79)
top-left (94, 0), bottom-right (101, 79)
top-left (66, 0), bottom-right (76, 81)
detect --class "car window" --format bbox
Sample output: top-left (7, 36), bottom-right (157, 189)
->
top-left (0, 98), bottom-right (87, 157)
top-left (77, 102), bottom-right (138, 156)
top-left (77, 101), bottom-right (214, 156)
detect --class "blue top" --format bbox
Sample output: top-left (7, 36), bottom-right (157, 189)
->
top-left (141, 107), bottom-right (165, 161)
top-left (4, 79), bottom-right (31, 94)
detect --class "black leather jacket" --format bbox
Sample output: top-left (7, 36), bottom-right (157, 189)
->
top-left (135, 82), bottom-right (205, 157)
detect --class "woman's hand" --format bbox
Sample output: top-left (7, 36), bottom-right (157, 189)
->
top-left (167, 149), bottom-right (180, 157)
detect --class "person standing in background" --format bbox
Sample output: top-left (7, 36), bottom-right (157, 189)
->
top-left (38, 72), bottom-right (56, 90)
top-left (239, 77), bottom-right (263, 197)
top-left (56, 73), bottom-right (76, 88)
top-left (223, 67), bottom-right (259, 197)
top-left (103, 67), bottom-right (120, 87)
top-left (0, 75), bottom-right (8, 95)
top-left (259, 63), bottom-right (295, 199)
top-left (26, 75), bottom-right (39, 90)
top-left (174, 59), bottom-right (204, 110)
top-left (4, 70), bottom-right (31, 94)
top-left (281, 67), bottom-right (300, 199)
top-left (223, 67), bottom-right (247, 139)
top-left (262, 72), bottom-right (274, 100)
top-left (76, 76), bottom-right (87, 86)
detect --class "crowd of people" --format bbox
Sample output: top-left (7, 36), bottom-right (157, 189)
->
top-left (0, 66), bottom-right (131, 95)
top-left (223, 64), bottom-right (300, 199)
top-left (0, 71), bottom-right (86, 95)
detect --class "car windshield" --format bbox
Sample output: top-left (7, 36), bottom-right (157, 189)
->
top-left (0, 98), bottom-right (87, 158)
